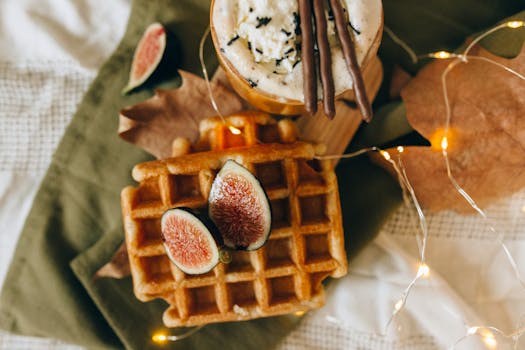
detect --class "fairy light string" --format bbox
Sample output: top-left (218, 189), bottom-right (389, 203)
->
top-left (318, 19), bottom-right (525, 350)
top-left (153, 19), bottom-right (525, 345)
top-left (382, 19), bottom-right (525, 349)
top-left (199, 26), bottom-right (242, 136)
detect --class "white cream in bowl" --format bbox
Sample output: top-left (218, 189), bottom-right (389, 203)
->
top-left (212, 0), bottom-right (383, 102)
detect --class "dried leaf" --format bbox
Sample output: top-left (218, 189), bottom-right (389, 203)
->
top-left (94, 243), bottom-right (130, 279)
top-left (389, 65), bottom-right (412, 99)
top-left (119, 69), bottom-right (246, 159)
top-left (396, 44), bottom-right (525, 211)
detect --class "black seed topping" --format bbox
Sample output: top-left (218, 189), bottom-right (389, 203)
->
top-left (292, 60), bottom-right (300, 68)
top-left (284, 47), bottom-right (295, 55)
top-left (220, 48), bottom-right (225, 53)
top-left (348, 21), bottom-right (361, 35)
top-left (293, 12), bottom-right (301, 35)
top-left (255, 48), bottom-right (263, 54)
top-left (327, 9), bottom-right (334, 21)
top-left (247, 78), bottom-right (258, 87)
top-left (275, 58), bottom-right (283, 66)
top-left (256, 16), bottom-right (272, 28)
top-left (249, 7), bottom-right (253, 12)
top-left (247, 41), bottom-right (252, 50)
top-left (227, 34), bottom-right (240, 46)
top-left (281, 28), bottom-right (292, 36)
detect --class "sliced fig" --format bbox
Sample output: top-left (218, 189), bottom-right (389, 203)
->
top-left (161, 207), bottom-right (220, 274)
top-left (123, 22), bottom-right (168, 94)
top-left (208, 160), bottom-right (271, 250)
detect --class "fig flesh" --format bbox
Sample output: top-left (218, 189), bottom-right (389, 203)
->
top-left (123, 22), bottom-right (167, 94)
top-left (161, 208), bottom-right (219, 274)
top-left (209, 160), bottom-right (271, 250)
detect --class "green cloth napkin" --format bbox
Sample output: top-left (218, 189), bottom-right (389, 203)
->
top-left (1, 0), bottom-right (523, 349)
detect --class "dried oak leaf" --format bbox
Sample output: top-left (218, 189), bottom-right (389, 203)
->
top-left (119, 69), bottom-right (245, 159)
top-left (395, 44), bottom-right (525, 212)
top-left (93, 243), bottom-right (130, 280)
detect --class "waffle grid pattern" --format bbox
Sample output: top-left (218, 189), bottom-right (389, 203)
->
top-left (122, 115), bottom-right (347, 327)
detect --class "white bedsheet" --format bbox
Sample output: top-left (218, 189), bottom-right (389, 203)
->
top-left (1, 1), bottom-right (524, 349)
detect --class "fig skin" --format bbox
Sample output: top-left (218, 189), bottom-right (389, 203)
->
top-left (208, 160), bottom-right (272, 251)
top-left (161, 207), bottom-right (221, 275)
top-left (122, 22), bottom-right (180, 94)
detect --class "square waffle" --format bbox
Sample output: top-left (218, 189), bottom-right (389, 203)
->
top-left (121, 111), bottom-right (347, 327)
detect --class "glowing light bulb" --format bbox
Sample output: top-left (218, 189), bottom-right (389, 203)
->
top-left (507, 20), bottom-right (524, 29)
top-left (441, 136), bottom-right (448, 151)
top-left (417, 263), bottom-right (430, 278)
top-left (229, 126), bottom-right (242, 135)
top-left (394, 299), bottom-right (404, 311)
top-left (430, 51), bottom-right (453, 59)
top-left (467, 326), bottom-right (479, 335)
top-left (380, 150), bottom-right (391, 161)
top-left (482, 333), bottom-right (497, 349)
top-left (152, 333), bottom-right (168, 343)
top-left (397, 146), bottom-right (404, 153)
top-left (295, 310), bottom-right (306, 317)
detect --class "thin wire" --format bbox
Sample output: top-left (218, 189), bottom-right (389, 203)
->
top-left (383, 26), bottom-right (418, 64)
top-left (462, 23), bottom-right (509, 58)
top-left (198, 26), bottom-right (251, 141)
top-left (152, 325), bottom-right (205, 344)
top-left (440, 57), bottom-right (525, 289)
top-left (397, 154), bottom-right (429, 263)
top-left (199, 26), bottom-right (225, 121)
top-left (467, 55), bottom-right (525, 80)
top-left (314, 146), bottom-right (381, 160)
top-left (378, 22), bottom-right (525, 344)
top-left (450, 324), bottom-right (525, 349)
top-left (383, 152), bottom-right (430, 333)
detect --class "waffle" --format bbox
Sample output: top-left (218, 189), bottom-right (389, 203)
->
top-left (121, 111), bottom-right (347, 327)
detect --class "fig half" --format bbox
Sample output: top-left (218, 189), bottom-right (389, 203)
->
top-left (122, 22), bottom-right (167, 94)
top-left (161, 208), bottom-right (220, 274)
top-left (209, 160), bottom-right (271, 250)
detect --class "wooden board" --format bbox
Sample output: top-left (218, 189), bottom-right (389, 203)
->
top-left (296, 56), bottom-right (383, 162)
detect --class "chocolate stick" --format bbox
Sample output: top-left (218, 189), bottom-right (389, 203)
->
top-left (329, 0), bottom-right (373, 122)
top-left (298, 0), bottom-right (317, 115)
top-left (312, 0), bottom-right (335, 118)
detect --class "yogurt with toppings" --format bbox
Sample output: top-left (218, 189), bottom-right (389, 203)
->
top-left (211, 0), bottom-right (382, 104)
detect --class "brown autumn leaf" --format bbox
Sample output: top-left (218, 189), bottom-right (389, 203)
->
top-left (394, 44), bottom-right (525, 212)
top-left (93, 243), bottom-right (130, 280)
top-left (119, 69), bottom-right (246, 159)
top-left (389, 65), bottom-right (412, 99)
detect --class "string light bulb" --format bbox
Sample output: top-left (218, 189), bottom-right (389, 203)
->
top-left (430, 51), bottom-right (454, 59)
top-left (152, 332), bottom-right (168, 344)
top-left (228, 126), bottom-right (242, 135)
top-left (380, 150), bottom-right (391, 161)
top-left (417, 263), bottom-right (430, 278)
top-left (466, 326), bottom-right (479, 336)
top-left (397, 146), bottom-right (404, 153)
top-left (481, 331), bottom-right (497, 349)
top-left (151, 326), bottom-right (204, 344)
top-left (441, 136), bottom-right (449, 151)
top-left (394, 299), bottom-right (404, 312)
top-left (506, 20), bottom-right (524, 29)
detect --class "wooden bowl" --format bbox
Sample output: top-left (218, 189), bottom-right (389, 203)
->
top-left (210, 0), bottom-right (384, 116)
